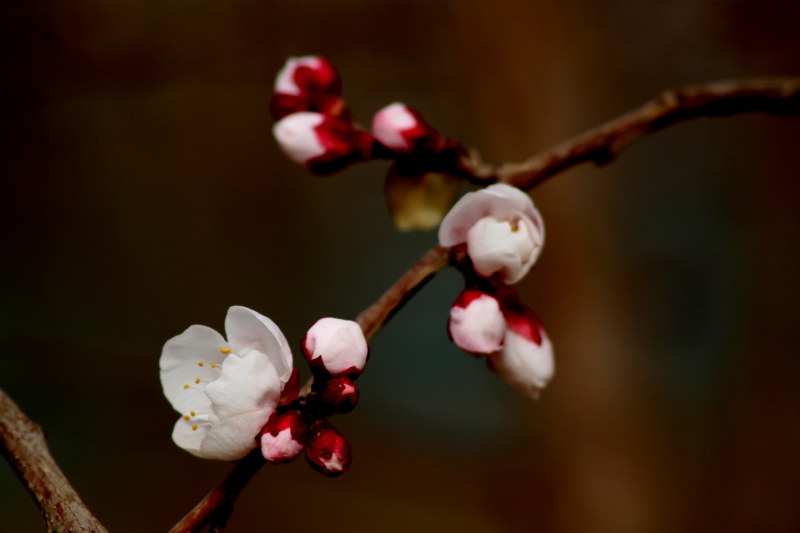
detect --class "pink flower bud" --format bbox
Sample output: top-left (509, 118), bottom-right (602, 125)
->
top-left (305, 420), bottom-right (352, 477)
top-left (273, 112), bottom-right (373, 175)
top-left (448, 290), bottom-right (506, 355)
top-left (371, 102), bottom-right (442, 153)
top-left (270, 56), bottom-right (343, 119)
top-left (487, 306), bottom-right (554, 399)
top-left (302, 317), bottom-right (369, 378)
top-left (260, 410), bottom-right (308, 464)
top-left (319, 376), bottom-right (359, 414)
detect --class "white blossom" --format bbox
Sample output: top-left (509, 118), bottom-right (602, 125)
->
top-left (439, 184), bottom-right (545, 284)
top-left (160, 306), bottom-right (293, 460)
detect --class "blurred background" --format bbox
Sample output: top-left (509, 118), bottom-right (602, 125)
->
top-left (2, 1), bottom-right (800, 532)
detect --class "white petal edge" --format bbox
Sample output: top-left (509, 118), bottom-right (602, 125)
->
top-left (224, 306), bottom-right (293, 383)
top-left (438, 184), bottom-right (544, 247)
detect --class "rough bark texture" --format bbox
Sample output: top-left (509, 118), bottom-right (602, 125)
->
top-left (0, 388), bottom-right (109, 533)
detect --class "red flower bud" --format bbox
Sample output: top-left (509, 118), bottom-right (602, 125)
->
top-left (372, 102), bottom-right (442, 153)
top-left (271, 56), bottom-right (344, 119)
top-left (318, 376), bottom-right (359, 414)
top-left (305, 420), bottom-right (352, 477)
top-left (273, 113), bottom-right (373, 175)
top-left (260, 410), bottom-right (308, 464)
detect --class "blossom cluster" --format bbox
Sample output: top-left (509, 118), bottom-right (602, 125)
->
top-left (160, 308), bottom-right (368, 476)
top-left (159, 57), bottom-right (555, 483)
top-left (271, 56), bottom-right (449, 176)
top-left (440, 184), bottom-right (554, 398)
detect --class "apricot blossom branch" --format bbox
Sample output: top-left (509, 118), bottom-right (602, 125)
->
top-left (2, 76), bottom-right (799, 533)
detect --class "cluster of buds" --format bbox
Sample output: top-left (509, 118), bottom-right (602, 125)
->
top-left (160, 308), bottom-right (368, 477)
top-left (448, 289), bottom-right (553, 398)
top-left (271, 56), bottom-right (454, 177)
top-left (259, 317), bottom-right (369, 476)
top-left (439, 184), bottom-right (554, 397)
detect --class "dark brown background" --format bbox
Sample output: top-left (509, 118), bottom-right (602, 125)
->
top-left (2, 1), bottom-right (800, 532)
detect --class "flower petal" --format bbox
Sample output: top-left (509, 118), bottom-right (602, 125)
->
top-left (438, 183), bottom-right (543, 247)
top-left (466, 215), bottom-right (542, 284)
top-left (224, 306), bottom-right (293, 383)
top-left (171, 416), bottom-right (211, 458)
top-left (201, 349), bottom-right (282, 460)
top-left (160, 325), bottom-right (229, 415)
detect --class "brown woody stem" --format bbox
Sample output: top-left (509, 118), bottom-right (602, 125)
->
top-left (0, 388), bottom-right (109, 533)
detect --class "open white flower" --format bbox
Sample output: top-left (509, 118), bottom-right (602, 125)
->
top-left (438, 184), bottom-right (545, 284)
top-left (160, 306), bottom-right (294, 461)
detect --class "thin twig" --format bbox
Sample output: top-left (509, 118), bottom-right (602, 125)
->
top-left (497, 77), bottom-right (800, 189)
top-left (356, 245), bottom-right (451, 341)
top-left (0, 388), bottom-right (109, 533)
top-left (167, 450), bottom-right (264, 533)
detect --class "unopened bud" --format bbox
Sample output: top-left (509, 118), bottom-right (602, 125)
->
top-left (487, 306), bottom-right (554, 399)
top-left (271, 56), bottom-right (343, 119)
top-left (371, 102), bottom-right (441, 153)
top-left (448, 290), bottom-right (506, 355)
top-left (260, 410), bottom-right (308, 464)
top-left (302, 317), bottom-right (369, 378)
top-left (305, 420), bottom-right (352, 477)
top-left (273, 112), bottom-right (373, 175)
top-left (319, 376), bottom-right (359, 414)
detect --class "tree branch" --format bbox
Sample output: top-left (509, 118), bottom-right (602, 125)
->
top-left (0, 388), bottom-right (109, 533)
top-left (167, 450), bottom-right (264, 533)
top-left (356, 245), bottom-right (451, 341)
top-left (497, 77), bottom-right (800, 189)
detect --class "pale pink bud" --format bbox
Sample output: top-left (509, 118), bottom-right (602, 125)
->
top-left (273, 112), bottom-right (373, 175)
top-left (448, 290), bottom-right (506, 355)
top-left (271, 56), bottom-right (343, 119)
top-left (260, 410), bottom-right (308, 464)
top-left (371, 102), bottom-right (441, 153)
top-left (439, 184), bottom-right (545, 284)
top-left (319, 376), bottom-right (359, 414)
top-left (487, 306), bottom-right (554, 399)
top-left (302, 317), bottom-right (369, 378)
top-left (305, 420), bottom-right (352, 477)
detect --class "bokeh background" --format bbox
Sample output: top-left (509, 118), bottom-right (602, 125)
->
top-left (2, 1), bottom-right (800, 532)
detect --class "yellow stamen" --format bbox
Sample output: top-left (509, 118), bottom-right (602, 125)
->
top-left (198, 362), bottom-right (204, 367)
top-left (192, 425), bottom-right (198, 431)
top-left (220, 348), bottom-right (231, 354)
top-left (211, 363), bottom-right (217, 368)
top-left (190, 411), bottom-right (195, 417)
top-left (195, 378), bottom-right (201, 384)
top-left (183, 384), bottom-right (190, 389)
top-left (183, 415), bottom-right (190, 420)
